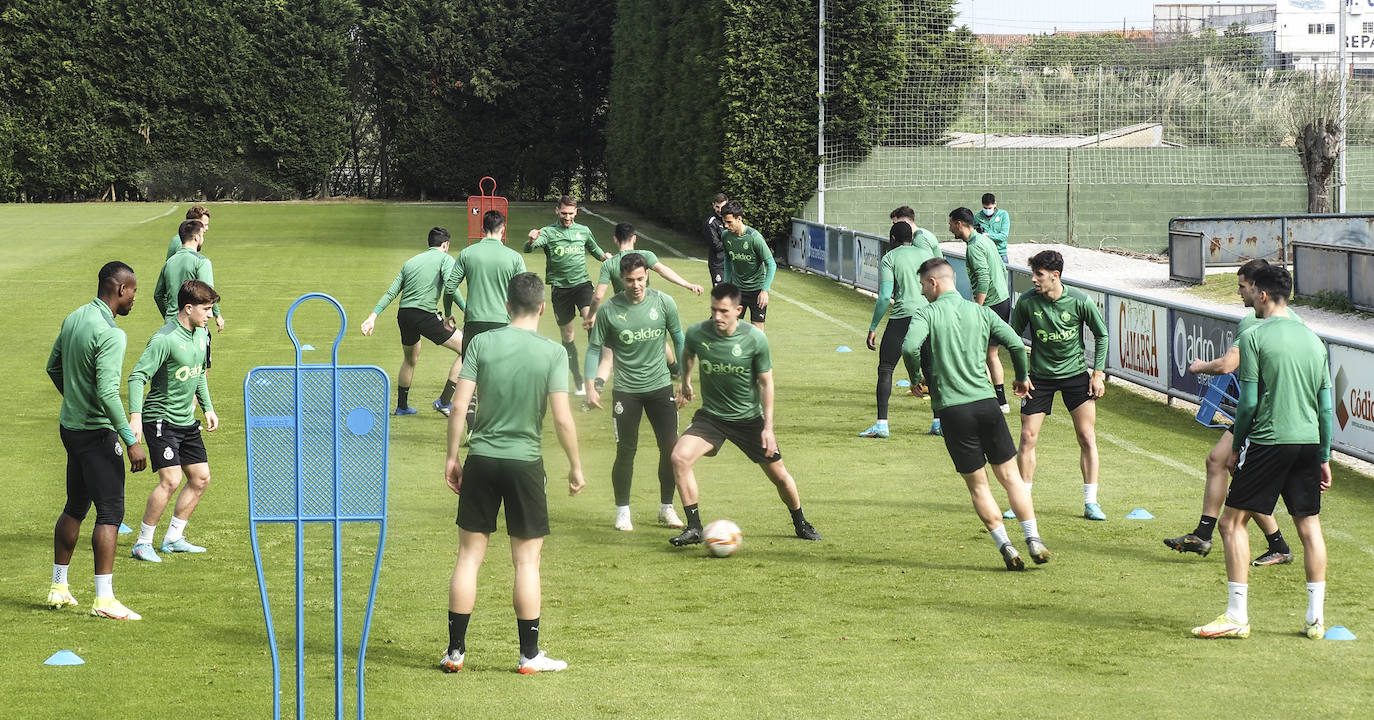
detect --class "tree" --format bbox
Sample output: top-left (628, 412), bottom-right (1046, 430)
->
top-left (1288, 78), bottom-right (1343, 213)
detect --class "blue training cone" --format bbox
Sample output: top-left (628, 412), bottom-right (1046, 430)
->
top-left (44, 650), bottom-right (84, 666)
top-left (836, 346), bottom-right (852, 353)
top-left (1325, 626), bottom-right (1357, 641)
top-left (896, 379), bottom-right (911, 387)
top-left (1125, 508), bottom-right (1154, 520)
top-left (117, 523), bottom-right (133, 534)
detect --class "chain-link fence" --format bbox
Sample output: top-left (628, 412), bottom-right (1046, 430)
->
top-left (813, 2), bottom-right (1374, 253)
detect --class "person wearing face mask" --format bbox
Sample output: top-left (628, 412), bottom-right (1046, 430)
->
top-left (976, 193), bottom-right (1010, 264)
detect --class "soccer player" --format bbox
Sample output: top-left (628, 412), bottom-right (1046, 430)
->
top-left (46, 261), bottom-right (149, 620)
top-left (165, 205), bottom-right (211, 260)
top-left (128, 279), bottom-right (221, 562)
top-left (440, 272), bottom-right (585, 674)
top-left (586, 221), bottom-right (702, 322)
top-left (585, 253), bottom-right (687, 531)
top-left (1191, 265), bottom-right (1333, 640)
top-left (949, 207), bottom-right (1012, 414)
top-left (156, 219), bottom-right (225, 372)
top-left (445, 210), bottom-right (528, 427)
top-left (361, 227), bottom-right (465, 416)
top-left (1010, 250), bottom-right (1110, 522)
top-left (975, 193), bottom-right (1010, 263)
top-left (666, 283), bottom-right (821, 546)
top-left (703, 193), bottom-right (728, 286)
top-left (719, 200), bottom-right (776, 331)
top-left (859, 221), bottom-right (943, 439)
top-left (525, 196), bottom-right (611, 394)
top-left (1166, 259), bottom-right (1293, 563)
top-left (901, 258), bottom-right (1048, 571)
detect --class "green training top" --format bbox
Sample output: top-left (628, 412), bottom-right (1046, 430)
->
top-left (128, 318), bottom-right (212, 425)
top-left (588, 289), bottom-right (683, 394)
top-left (914, 227), bottom-right (943, 261)
top-left (870, 240), bottom-right (943, 331)
top-left (166, 234), bottom-right (183, 261)
top-left (721, 225), bottom-right (776, 292)
top-left (444, 238), bottom-right (526, 322)
top-left (524, 222), bottom-right (606, 288)
top-left (901, 290), bottom-right (1028, 414)
top-left (683, 320), bottom-right (772, 421)
top-left (46, 299), bottom-right (134, 441)
top-left (1010, 286), bottom-right (1108, 379)
top-left (598, 248), bottom-right (660, 295)
top-left (1233, 308), bottom-right (1303, 347)
top-left (1235, 315), bottom-right (1330, 446)
top-left (975, 208), bottom-right (1010, 256)
top-left (372, 247), bottom-right (456, 316)
top-left (155, 247), bottom-right (221, 319)
top-left (459, 325), bottom-right (568, 462)
top-left (964, 232), bottom-right (1008, 306)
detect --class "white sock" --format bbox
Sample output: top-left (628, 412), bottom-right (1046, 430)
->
top-left (1019, 518), bottom-right (1039, 540)
top-left (137, 523), bottom-right (156, 545)
top-left (165, 516), bottom-right (188, 543)
top-left (94, 574), bottom-right (113, 600)
top-left (990, 525), bottom-right (1011, 548)
top-left (53, 564), bottom-right (69, 586)
top-left (1024, 482), bottom-right (1032, 495)
top-left (1084, 483), bottom-right (1099, 504)
top-left (1307, 582), bottom-right (1326, 624)
top-left (876, 418), bottom-right (888, 428)
top-left (1226, 582), bottom-right (1248, 624)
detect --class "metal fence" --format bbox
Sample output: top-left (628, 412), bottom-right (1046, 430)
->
top-left (790, 218), bottom-right (1374, 464)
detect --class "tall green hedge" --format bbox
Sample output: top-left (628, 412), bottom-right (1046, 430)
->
top-left (608, 0), bottom-right (915, 245)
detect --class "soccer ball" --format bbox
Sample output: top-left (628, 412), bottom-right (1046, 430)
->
top-left (703, 519), bottom-right (742, 558)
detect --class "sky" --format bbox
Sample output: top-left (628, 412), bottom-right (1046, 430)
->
top-left (953, 0), bottom-right (1160, 33)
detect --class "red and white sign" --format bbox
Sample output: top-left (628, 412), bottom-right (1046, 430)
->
top-left (1108, 297), bottom-right (1170, 392)
top-left (1330, 343), bottom-right (1374, 457)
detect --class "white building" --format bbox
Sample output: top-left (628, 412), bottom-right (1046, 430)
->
top-left (1154, 2), bottom-right (1374, 73)
top-left (1276, 0), bottom-right (1374, 73)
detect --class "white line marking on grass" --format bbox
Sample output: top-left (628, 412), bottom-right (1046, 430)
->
top-left (136, 205), bottom-right (180, 224)
top-left (1326, 527), bottom-right (1374, 558)
top-left (582, 207), bottom-right (862, 333)
top-left (1046, 411), bottom-right (1204, 479)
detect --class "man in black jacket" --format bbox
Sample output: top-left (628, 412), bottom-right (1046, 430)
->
top-left (703, 193), bottom-right (728, 287)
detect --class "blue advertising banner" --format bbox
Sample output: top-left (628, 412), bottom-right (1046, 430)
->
top-left (807, 225), bottom-right (826, 273)
top-left (1168, 309), bottom-right (1240, 398)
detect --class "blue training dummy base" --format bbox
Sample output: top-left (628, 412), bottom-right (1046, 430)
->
top-left (244, 293), bottom-right (389, 719)
top-left (1195, 373), bottom-right (1238, 429)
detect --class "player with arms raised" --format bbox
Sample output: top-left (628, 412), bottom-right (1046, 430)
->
top-left (525, 196), bottom-right (611, 394)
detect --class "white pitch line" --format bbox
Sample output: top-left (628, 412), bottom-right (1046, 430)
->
top-left (136, 204), bottom-right (181, 224)
top-left (1326, 527), bottom-right (1374, 558)
top-left (1045, 409), bottom-right (1204, 479)
top-left (581, 207), bottom-right (862, 333)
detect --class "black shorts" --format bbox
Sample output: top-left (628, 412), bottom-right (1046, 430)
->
top-left (397, 307), bottom-right (457, 346)
top-left (739, 290), bottom-right (768, 324)
top-left (938, 398), bottom-right (1018, 474)
top-left (1021, 373), bottom-right (1094, 416)
top-left (461, 321), bottom-right (507, 357)
top-left (988, 299), bottom-right (1011, 348)
top-left (551, 282), bottom-right (595, 326)
top-left (1226, 443), bottom-right (1323, 517)
top-left (59, 426), bottom-right (125, 526)
top-left (682, 409), bottom-right (780, 464)
top-left (144, 420), bottom-right (208, 470)
top-left (457, 455), bottom-right (550, 537)
top-left (205, 331), bottom-right (213, 369)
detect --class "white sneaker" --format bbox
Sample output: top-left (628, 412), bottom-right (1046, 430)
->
top-left (658, 505), bottom-right (685, 528)
top-left (90, 596), bottom-right (142, 621)
top-left (517, 650), bottom-right (567, 674)
top-left (614, 506), bottom-right (633, 532)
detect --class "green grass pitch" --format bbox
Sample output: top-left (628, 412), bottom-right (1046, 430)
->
top-left (2, 201), bottom-right (1373, 718)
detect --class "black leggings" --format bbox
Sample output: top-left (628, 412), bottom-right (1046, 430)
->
top-left (611, 386), bottom-right (679, 506)
top-left (878, 317), bottom-right (933, 420)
